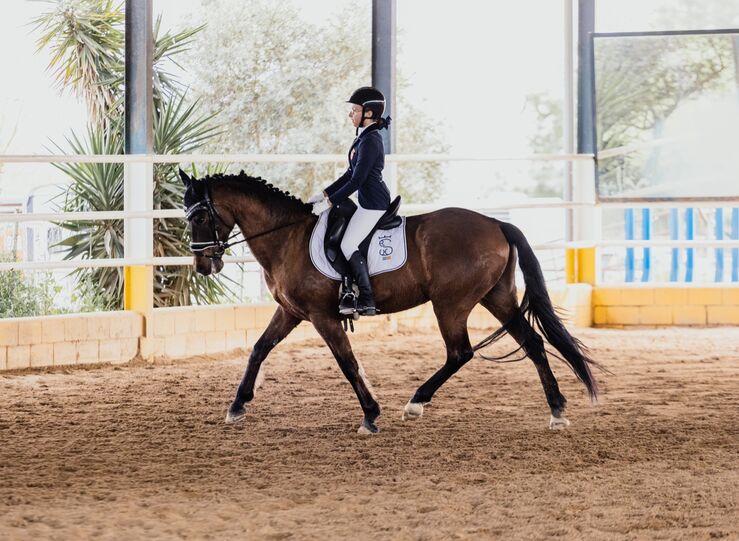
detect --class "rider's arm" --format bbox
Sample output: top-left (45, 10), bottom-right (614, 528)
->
top-left (327, 136), bottom-right (381, 206)
top-left (324, 167), bottom-right (352, 199)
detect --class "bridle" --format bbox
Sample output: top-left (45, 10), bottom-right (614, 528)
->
top-left (185, 178), bottom-right (311, 259)
top-left (185, 179), bottom-right (245, 258)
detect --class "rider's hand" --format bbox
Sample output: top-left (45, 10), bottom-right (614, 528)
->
top-left (311, 198), bottom-right (331, 215)
top-left (307, 193), bottom-right (324, 204)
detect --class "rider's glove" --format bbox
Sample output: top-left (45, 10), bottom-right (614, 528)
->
top-left (307, 193), bottom-right (325, 204)
top-left (311, 198), bottom-right (331, 215)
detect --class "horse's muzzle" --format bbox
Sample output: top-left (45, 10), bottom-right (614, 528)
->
top-left (194, 254), bottom-right (224, 276)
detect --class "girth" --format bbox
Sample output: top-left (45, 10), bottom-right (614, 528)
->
top-left (324, 195), bottom-right (402, 277)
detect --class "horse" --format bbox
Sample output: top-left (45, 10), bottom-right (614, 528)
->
top-left (180, 169), bottom-right (600, 434)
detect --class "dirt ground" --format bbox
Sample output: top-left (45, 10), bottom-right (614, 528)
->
top-left (1, 326), bottom-right (738, 540)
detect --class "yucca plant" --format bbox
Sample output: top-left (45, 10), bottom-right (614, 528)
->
top-left (33, 0), bottom-right (231, 309)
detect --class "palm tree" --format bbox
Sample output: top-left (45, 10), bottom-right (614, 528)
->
top-left (33, 0), bottom-right (232, 309)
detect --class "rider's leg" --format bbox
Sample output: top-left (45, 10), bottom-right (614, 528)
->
top-left (340, 205), bottom-right (385, 316)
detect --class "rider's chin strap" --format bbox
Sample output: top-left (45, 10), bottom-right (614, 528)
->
top-left (355, 115), bottom-right (392, 136)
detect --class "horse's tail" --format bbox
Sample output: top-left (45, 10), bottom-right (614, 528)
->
top-left (473, 221), bottom-right (600, 400)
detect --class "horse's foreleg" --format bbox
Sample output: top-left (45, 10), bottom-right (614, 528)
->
top-left (226, 306), bottom-right (301, 424)
top-left (311, 316), bottom-right (381, 434)
top-left (481, 291), bottom-right (569, 430)
top-left (403, 306), bottom-right (474, 421)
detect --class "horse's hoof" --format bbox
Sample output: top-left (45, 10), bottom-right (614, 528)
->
top-left (357, 417), bottom-right (379, 435)
top-left (549, 414), bottom-right (571, 430)
top-left (225, 404), bottom-right (246, 424)
top-left (402, 400), bottom-right (424, 421)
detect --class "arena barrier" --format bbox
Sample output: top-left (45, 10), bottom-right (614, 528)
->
top-left (0, 284), bottom-right (594, 371)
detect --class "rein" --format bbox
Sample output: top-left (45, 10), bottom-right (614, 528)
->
top-left (185, 179), bottom-right (310, 257)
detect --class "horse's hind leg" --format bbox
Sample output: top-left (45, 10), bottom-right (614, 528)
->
top-left (480, 287), bottom-right (570, 430)
top-left (226, 306), bottom-right (301, 424)
top-left (402, 305), bottom-right (474, 421)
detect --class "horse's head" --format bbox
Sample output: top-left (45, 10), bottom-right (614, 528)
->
top-left (181, 169), bottom-right (236, 276)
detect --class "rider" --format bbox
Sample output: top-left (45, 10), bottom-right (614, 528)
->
top-left (309, 86), bottom-right (392, 316)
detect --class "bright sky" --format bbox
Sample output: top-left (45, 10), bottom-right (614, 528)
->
top-left (1, 0), bottom-right (738, 202)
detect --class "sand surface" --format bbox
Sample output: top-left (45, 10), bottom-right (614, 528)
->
top-left (1, 326), bottom-right (738, 540)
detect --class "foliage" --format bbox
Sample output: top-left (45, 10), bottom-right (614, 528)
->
top-left (522, 93), bottom-right (563, 197)
top-left (525, 1), bottom-right (738, 197)
top-left (33, 0), bottom-right (231, 309)
top-left (0, 256), bottom-right (65, 317)
top-left (185, 0), bottom-right (447, 203)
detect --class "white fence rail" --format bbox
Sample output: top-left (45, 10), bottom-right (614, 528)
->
top-left (1, 153), bottom-right (738, 274)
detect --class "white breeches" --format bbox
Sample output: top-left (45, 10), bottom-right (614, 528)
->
top-left (340, 204), bottom-right (386, 259)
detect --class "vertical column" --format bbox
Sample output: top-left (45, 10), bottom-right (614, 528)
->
top-left (641, 208), bottom-right (650, 282)
top-left (715, 208), bottom-right (724, 282)
top-left (372, 0), bottom-right (397, 196)
top-left (123, 0), bottom-right (154, 323)
top-left (563, 0), bottom-right (575, 245)
top-left (566, 160), bottom-right (599, 285)
top-left (732, 208), bottom-right (738, 282)
top-left (669, 208), bottom-right (679, 282)
top-left (624, 208), bottom-right (635, 283)
top-left (566, 0), bottom-right (597, 286)
top-left (684, 207), bottom-right (694, 283)
top-left (576, 0), bottom-right (595, 156)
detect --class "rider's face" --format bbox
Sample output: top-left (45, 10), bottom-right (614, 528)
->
top-left (348, 105), bottom-right (363, 128)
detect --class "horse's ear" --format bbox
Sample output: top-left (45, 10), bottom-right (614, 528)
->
top-left (179, 168), bottom-right (192, 187)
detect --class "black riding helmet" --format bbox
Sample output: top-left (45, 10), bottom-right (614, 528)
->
top-left (347, 87), bottom-right (385, 130)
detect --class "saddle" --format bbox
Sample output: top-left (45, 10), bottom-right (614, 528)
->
top-left (324, 196), bottom-right (402, 277)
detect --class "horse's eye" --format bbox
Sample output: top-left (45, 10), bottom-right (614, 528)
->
top-left (194, 215), bottom-right (206, 225)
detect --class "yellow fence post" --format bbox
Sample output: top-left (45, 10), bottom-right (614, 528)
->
top-left (566, 247), bottom-right (596, 285)
top-left (123, 0), bottom-right (154, 355)
top-left (563, 160), bottom-right (600, 326)
top-left (124, 265), bottom-right (153, 316)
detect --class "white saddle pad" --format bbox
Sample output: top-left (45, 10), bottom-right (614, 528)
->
top-left (309, 211), bottom-right (408, 281)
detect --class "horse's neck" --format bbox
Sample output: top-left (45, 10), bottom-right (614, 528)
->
top-left (217, 186), bottom-right (309, 274)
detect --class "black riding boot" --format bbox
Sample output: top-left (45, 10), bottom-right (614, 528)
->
top-left (338, 275), bottom-right (357, 316)
top-left (348, 251), bottom-right (377, 316)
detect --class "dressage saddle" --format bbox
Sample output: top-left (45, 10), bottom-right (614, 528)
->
top-left (323, 195), bottom-right (402, 278)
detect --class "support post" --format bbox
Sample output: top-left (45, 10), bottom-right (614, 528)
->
top-left (641, 208), bottom-right (651, 282)
top-left (685, 208), bottom-right (694, 283)
top-left (565, 160), bottom-right (599, 285)
top-left (624, 208), bottom-right (635, 283)
top-left (563, 0), bottom-right (575, 245)
top-left (123, 0), bottom-right (154, 328)
top-left (372, 0), bottom-right (397, 196)
top-left (732, 208), bottom-right (739, 282)
top-left (669, 208), bottom-right (679, 282)
top-left (715, 208), bottom-right (724, 282)
top-left (566, 0), bottom-right (597, 286)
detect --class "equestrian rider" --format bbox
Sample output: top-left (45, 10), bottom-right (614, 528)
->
top-left (309, 86), bottom-right (392, 316)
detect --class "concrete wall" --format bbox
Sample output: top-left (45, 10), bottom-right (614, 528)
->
top-left (1, 284), bottom-right (736, 371)
top-left (0, 285), bottom-right (592, 371)
top-left (0, 312), bottom-right (142, 370)
top-left (593, 286), bottom-right (739, 326)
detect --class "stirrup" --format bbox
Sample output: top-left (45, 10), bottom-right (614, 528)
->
top-left (339, 292), bottom-right (357, 316)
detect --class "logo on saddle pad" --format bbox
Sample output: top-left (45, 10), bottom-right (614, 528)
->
top-left (309, 212), bottom-right (408, 281)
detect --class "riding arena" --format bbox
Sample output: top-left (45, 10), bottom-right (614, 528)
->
top-left (1, 1), bottom-right (737, 539)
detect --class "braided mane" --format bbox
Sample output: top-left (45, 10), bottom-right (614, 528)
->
top-left (203, 170), bottom-right (312, 216)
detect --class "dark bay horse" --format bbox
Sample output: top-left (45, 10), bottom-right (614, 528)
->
top-left (181, 170), bottom-right (599, 434)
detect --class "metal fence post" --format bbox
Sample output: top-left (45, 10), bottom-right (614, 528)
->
top-left (123, 0), bottom-right (154, 328)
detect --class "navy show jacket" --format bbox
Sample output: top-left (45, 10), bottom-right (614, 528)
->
top-left (324, 122), bottom-right (391, 211)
